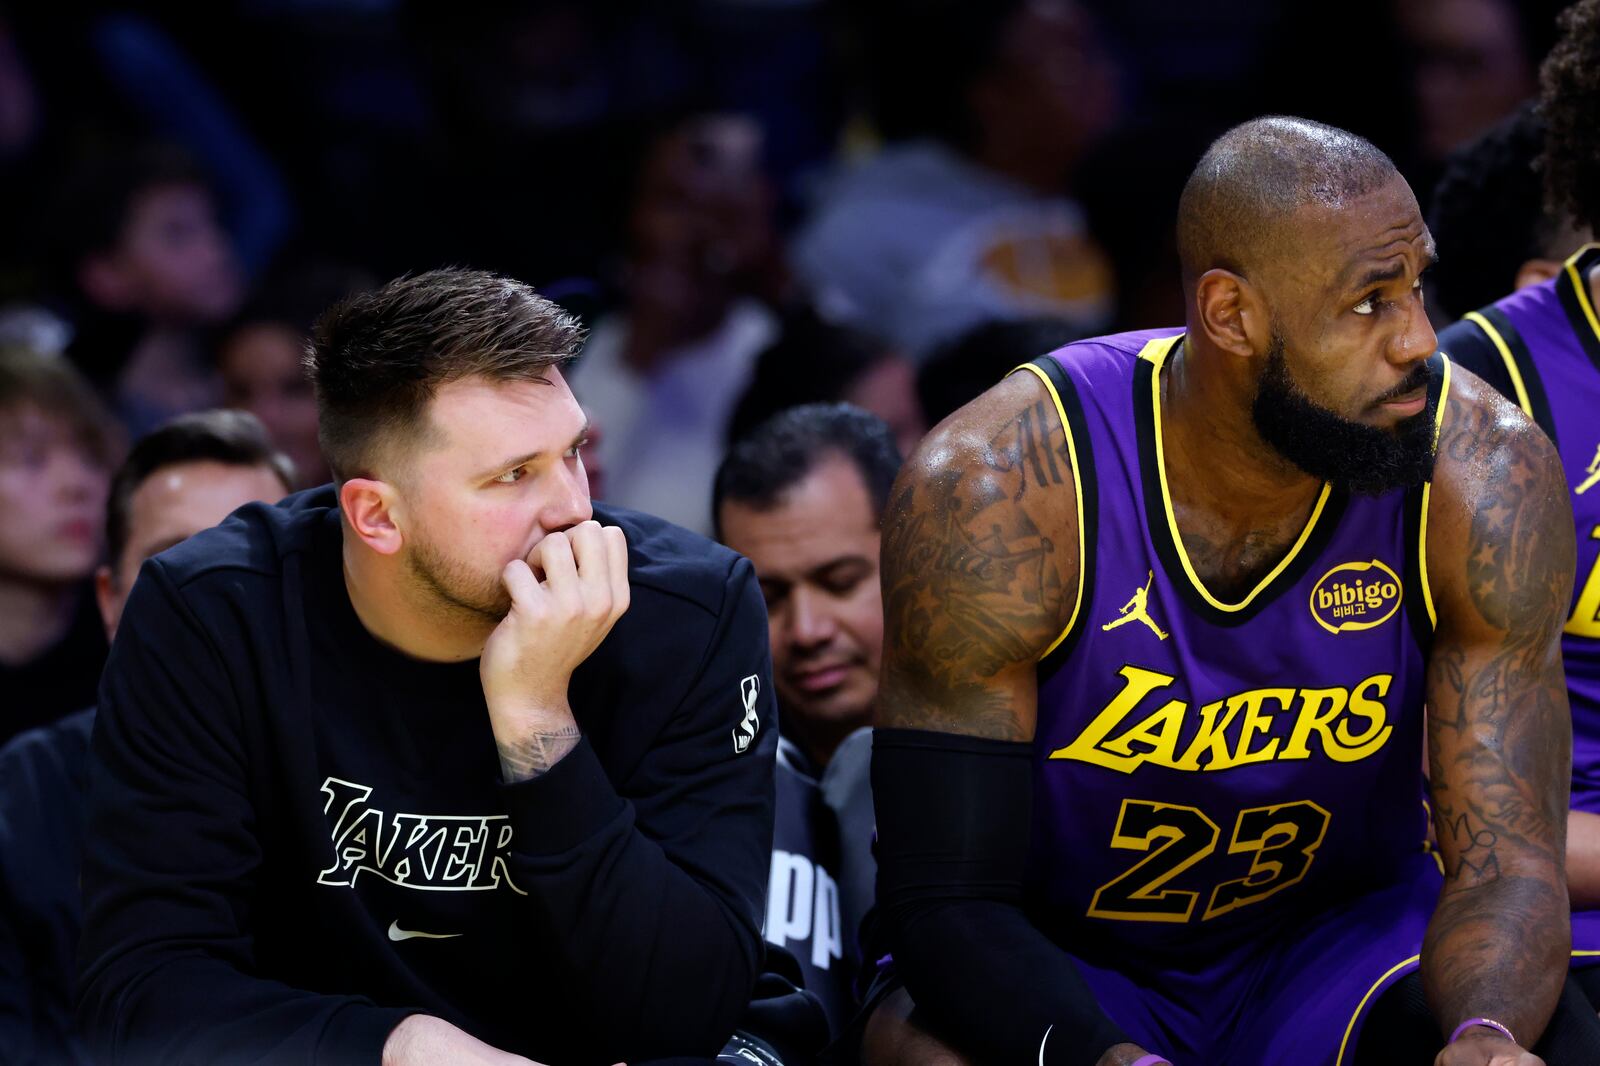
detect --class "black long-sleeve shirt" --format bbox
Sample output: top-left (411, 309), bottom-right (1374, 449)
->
top-left (77, 488), bottom-right (778, 1066)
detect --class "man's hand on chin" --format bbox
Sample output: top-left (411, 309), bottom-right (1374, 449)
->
top-left (479, 520), bottom-right (630, 782)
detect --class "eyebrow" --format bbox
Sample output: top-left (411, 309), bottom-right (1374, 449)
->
top-left (481, 420), bottom-right (590, 479)
top-left (1345, 246), bottom-right (1439, 295)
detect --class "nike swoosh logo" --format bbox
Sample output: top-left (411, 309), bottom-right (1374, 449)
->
top-left (387, 920), bottom-right (462, 942)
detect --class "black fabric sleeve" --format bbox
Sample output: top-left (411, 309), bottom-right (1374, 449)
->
top-left (0, 748), bottom-right (38, 1065)
top-left (872, 728), bottom-right (1128, 1066)
top-left (76, 561), bottom-right (415, 1065)
top-left (499, 556), bottom-right (777, 1061)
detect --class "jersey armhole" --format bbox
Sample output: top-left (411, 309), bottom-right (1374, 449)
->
top-left (1008, 358), bottom-right (1098, 681)
top-left (1408, 354), bottom-right (1454, 648)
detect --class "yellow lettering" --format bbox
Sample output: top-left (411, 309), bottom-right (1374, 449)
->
top-left (1173, 699), bottom-right (1238, 770)
top-left (1099, 700), bottom-right (1186, 767)
top-left (1328, 674), bottom-right (1394, 761)
top-left (1049, 665), bottom-right (1178, 773)
top-left (1223, 689), bottom-right (1291, 767)
top-left (1568, 525), bottom-right (1600, 639)
top-left (1280, 688), bottom-right (1350, 759)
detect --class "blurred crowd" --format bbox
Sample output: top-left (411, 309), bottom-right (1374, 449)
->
top-left (0, 0), bottom-right (1571, 739)
top-left (0, 0), bottom-right (1576, 769)
top-left (0, 0), bottom-right (1591, 1060)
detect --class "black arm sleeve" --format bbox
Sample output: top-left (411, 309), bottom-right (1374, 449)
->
top-left (498, 557), bottom-right (778, 1061)
top-left (872, 728), bottom-right (1128, 1066)
top-left (77, 562), bottom-right (414, 1065)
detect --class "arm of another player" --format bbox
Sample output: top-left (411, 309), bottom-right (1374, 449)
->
top-left (872, 371), bottom-right (1150, 1066)
top-left (1567, 812), bottom-right (1600, 909)
top-left (1422, 376), bottom-right (1576, 1065)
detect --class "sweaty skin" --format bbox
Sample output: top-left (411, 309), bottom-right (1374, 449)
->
top-left (874, 178), bottom-right (1575, 1064)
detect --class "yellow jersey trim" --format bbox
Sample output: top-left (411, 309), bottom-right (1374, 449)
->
top-left (1419, 356), bottom-right (1453, 631)
top-left (1011, 361), bottom-right (1087, 660)
top-left (1334, 955), bottom-right (1421, 1066)
top-left (1337, 949), bottom-right (1600, 1064)
top-left (1563, 242), bottom-right (1600, 347)
top-left (1462, 311), bottom-right (1534, 418)
top-left (1137, 336), bottom-right (1331, 613)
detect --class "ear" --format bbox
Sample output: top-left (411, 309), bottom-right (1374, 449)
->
top-left (78, 252), bottom-right (137, 312)
top-left (1194, 268), bottom-right (1266, 359)
top-left (94, 564), bottom-right (120, 641)
top-left (1514, 258), bottom-right (1564, 290)
top-left (339, 478), bottom-right (404, 556)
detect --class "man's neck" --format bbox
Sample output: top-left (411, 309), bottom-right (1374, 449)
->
top-left (342, 536), bottom-right (492, 664)
top-left (0, 578), bottom-right (80, 667)
top-left (1160, 338), bottom-right (1324, 530)
top-left (788, 711), bottom-right (870, 772)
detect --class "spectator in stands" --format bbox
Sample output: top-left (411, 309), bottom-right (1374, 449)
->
top-left (1427, 105), bottom-right (1590, 322)
top-left (0, 347), bottom-right (117, 745)
top-left (216, 264), bottom-right (372, 488)
top-left (59, 144), bottom-right (244, 434)
top-left (793, 0), bottom-right (1119, 359)
top-left (727, 308), bottom-right (925, 459)
top-left (0, 409), bottom-right (292, 1066)
top-left (569, 113), bottom-right (784, 534)
top-left (1395, 0), bottom-right (1559, 168)
top-left (714, 404), bottom-right (897, 1041)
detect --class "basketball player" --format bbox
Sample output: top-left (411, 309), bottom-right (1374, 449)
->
top-left (1434, 0), bottom-right (1600, 934)
top-left (868, 117), bottom-right (1589, 1066)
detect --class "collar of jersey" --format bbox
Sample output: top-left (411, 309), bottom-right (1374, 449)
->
top-left (1134, 333), bottom-right (1338, 618)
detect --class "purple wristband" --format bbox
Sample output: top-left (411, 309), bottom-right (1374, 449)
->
top-left (1128, 1057), bottom-right (1173, 1066)
top-left (1449, 1018), bottom-right (1517, 1045)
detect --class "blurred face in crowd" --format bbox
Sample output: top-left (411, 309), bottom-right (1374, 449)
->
top-left (1243, 175), bottom-right (1440, 495)
top-left (0, 405), bottom-right (109, 584)
top-left (844, 357), bottom-right (926, 459)
top-left (1397, 0), bottom-right (1535, 161)
top-left (627, 116), bottom-right (776, 338)
top-left (718, 454), bottom-right (883, 764)
top-left (388, 372), bottom-right (593, 623)
top-left (84, 181), bottom-right (243, 325)
top-left (972, 0), bottom-right (1119, 173)
top-left (219, 323), bottom-right (327, 486)
top-left (96, 460), bottom-right (288, 638)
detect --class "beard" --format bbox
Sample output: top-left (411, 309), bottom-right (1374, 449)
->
top-left (1249, 334), bottom-right (1438, 496)
top-left (404, 523), bottom-right (512, 624)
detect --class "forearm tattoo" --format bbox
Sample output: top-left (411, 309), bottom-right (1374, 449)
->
top-left (1423, 397), bottom-right (1576, 1042)
top-left (497, 723), bottom-right (582, 783)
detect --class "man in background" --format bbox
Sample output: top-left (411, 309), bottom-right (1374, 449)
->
top-left (715, 403), bottom-right (897, 1040)
top-left (0, 409), bottom-right (292, 1066)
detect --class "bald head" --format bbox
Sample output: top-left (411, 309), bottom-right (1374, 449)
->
top-left (1177, 117), bottom-right (1402, 286)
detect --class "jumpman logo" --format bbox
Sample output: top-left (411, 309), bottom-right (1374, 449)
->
top-left (1102, 571), bottom-right (1169, 641)
top-left (1578, 443), bottom-right (1600, 496)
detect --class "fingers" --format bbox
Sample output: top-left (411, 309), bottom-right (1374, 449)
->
top-left (500, 558), bottom-right (542, 608)
top-left (536, 529), bottom-right (579, 590)
top-left (603, 524), bottom-right (630, 620)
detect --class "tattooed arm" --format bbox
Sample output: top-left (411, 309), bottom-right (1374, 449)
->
top-left (878, 372), bottom-right (1074, 741)
top-left (870, 373), bottom-right (1148, 1066)
top-left (1422, 372), bottom-right (1577, 1057)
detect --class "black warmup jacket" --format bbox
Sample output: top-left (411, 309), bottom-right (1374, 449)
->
top-left (77, 488), bottom-right (778, 1066)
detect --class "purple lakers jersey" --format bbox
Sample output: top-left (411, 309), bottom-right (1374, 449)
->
top-left (1017, 330), bottom-right (1444, 962)
top-left (1438, 245), bottom-right (1600, 811)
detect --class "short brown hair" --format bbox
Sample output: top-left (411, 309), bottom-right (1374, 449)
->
top-left (0, 346), bottom-right (119, 468)
top-left (304, 268), bottom-right (586, 481)
top-left (106, 409), bottom-right (295, 579)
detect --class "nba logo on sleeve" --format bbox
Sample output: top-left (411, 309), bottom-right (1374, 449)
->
top-left (1309, 560), bottom-right (1402, 634)
top-left (733, 675), bottom-right (761, 753)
